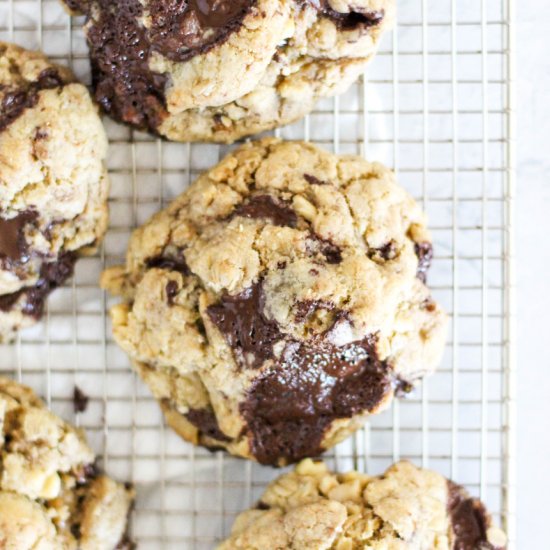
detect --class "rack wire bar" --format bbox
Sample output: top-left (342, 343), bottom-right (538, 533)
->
top-left (0, 0), bottom-right (516, 548)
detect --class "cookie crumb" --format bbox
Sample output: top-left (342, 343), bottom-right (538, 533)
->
top-left (73, 385), bottom-right (89, 413)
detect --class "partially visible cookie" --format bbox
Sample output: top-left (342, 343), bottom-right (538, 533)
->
top-left (0, 42), bottom-right (110, 341)
top-left (218, 459), bottom-right (507, 549)
top-left (102, 139), bottom-right (447, 466)
top-left (63, 0), bottom-right (394, 143)
top-left (0, 376), bottom-right (134, 549)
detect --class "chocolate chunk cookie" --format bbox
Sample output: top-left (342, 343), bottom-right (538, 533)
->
top-left (0, 376), bottom-right (134, 549)
top-left (101, 139), bottom-right (447, 466)
top-left (218, 459), bottom-right (507, 549)
top-left (0, 42), bottom-right (109, 341)
top-left (63, 0), bottom-right (394, 143)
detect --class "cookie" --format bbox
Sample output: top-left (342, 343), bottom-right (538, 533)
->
top-left (0, 42), bottom-right (110, 341)
top-left (0, 376), bottom-right (134, 549)
top-left (218, 459), bottom-right (507, 549)
top-left (101, 139), bottom-right (447, 466)
top-left (63, 0), bottom-right (394, 143)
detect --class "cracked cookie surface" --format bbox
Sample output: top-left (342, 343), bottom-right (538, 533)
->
top-left (0, 376), bottom-right (134, 549)
top-left (0, 42), bottom-right (109, 341)
top-left (218, 459), bottom-right (507, 549)
top-left (63, 0), bottom-right (394, 143)
top-left (102, 139), bottom-right (447, 466)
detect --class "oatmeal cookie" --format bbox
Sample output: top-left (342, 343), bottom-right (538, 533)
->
top-left (0, 376), bottom-right (134, 549)
top-left (102, 139), bottom-right (447, 466)
top-left (0, 42), bottom-right (109, 341)
top-left (63, 0), bottom-right (394, 143)
top-left (218, 459), bottom-right (507, 549)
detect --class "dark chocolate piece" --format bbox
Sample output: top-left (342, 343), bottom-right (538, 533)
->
top-left (304, 0), bottom-right (384, 29)
top-left (231, 195), bottom-right (298, 228)
top-left (303, 173), bottom-right (329, 186)
top-left (73, 385), bottom-right (90, 413)
top-left (147, 255), bottom-right (190, 305)
top-left (240, 333), bottom-right (391, 465)
top-left (75, 461), bottom-right (100, 485)
top-left (448, 481), bottom-right (503, 550)
top-left (185, 407), bottom-right (231, 442)
top-left (147, 253), bottom-right (190, 276)
top-left (317, 237), bottom-right (343, 265)
top-left (72, 0), bottom-right (254, 132)
top-left (148, 0), bottom-right (254, 62)
top-left (415, 241), bottom-right (433, 283)
top-left (70, 523), bottom-right (82, 540)
top-left (207, 282), bottom-right (280, 370)
top-left (207, 281), bottom-right (394, 465)
top-left (0, 290), bottom-right (24, 313)
top-left (0, 210), bottom-right (38, 267)
top-left (165, 280), bottom-right (179, 306)
top-left (0, 68), bottom-right (65, 131)
top-left (368, 241), bottom-right (397, 262)
top-left (0, 252), bottom-right (76, 318)
top-left (34, 127), bottom-right (49, 140)
top-left (84, 0), bottom-right (169, 132)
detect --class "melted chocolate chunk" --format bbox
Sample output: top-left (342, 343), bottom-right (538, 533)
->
top-left (207, 282), bottom-right (280, 369)
top-left (231, 195), bottom-right (298, 228)
top-left (448, 481), bottom-right (502, 550)
top-left (84, 0), bottom-right (169, 132)
top-left (0, 292), bottom-right (22, 313)
top-left (148, 0), bottom-right (254, 62)
top-left (185, 408), bottom-right (231, 442)
top-left (74, 0), bottom-right (254, 132)
top-left (147, 253), bottom-right (190, 276)
top-left (73, 385), bottom-right (90, 413)
top-left (207, 281), bottom-right (393, 465)
top-left (415, 241), bottom-right (433, 283)
top-left (0, 69), bottom-right (65, 131)
top-left (0, 253), bottom-right (76, 318)
top-left (241, 334), bottom-right (391, 464)
top-left (304, 0), bottom-right (384, 29)
top-left (0, 210), bottom-right (38, 267)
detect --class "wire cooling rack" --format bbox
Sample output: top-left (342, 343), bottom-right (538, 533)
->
top-left (0, 0), bottom-right (516, 548)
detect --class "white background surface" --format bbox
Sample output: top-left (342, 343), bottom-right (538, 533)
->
top-left (517, 1), bottom-right (550, 547)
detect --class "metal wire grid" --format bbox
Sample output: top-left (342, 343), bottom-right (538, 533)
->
top-left (0, 0), bottom-right (516, 548)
